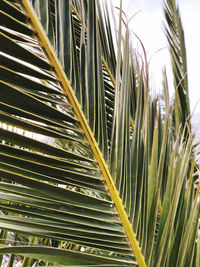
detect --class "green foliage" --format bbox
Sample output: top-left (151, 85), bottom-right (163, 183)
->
top-left (0, 0), bottom-right (199, 266)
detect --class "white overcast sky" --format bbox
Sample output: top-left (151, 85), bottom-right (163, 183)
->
top-left (112, 0), bottom-right (200, 114)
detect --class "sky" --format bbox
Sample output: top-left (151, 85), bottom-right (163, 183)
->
top-left (112, 0), bottom-right (200, 114)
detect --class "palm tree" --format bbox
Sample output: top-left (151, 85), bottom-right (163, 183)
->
top-left (0, 0), bottom-right (199, 266)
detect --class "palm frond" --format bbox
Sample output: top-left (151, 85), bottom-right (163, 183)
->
top-left (0, 0), bottom-right (199, 266)
top-left (164, 0), bottom-right (191, 137)
top-left (0, 0), bottom-right (144, 265)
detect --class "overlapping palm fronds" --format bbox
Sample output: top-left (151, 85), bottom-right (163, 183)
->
top-left (0, 0), bottom-right (199, 266)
